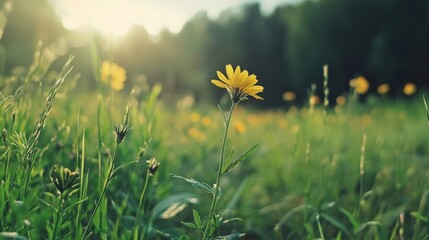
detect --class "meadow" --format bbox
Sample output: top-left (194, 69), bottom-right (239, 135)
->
top-left (1, 50), bottom-right (429, 240)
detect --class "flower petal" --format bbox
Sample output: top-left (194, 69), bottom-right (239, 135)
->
top-left (233, 66), bottom-right (241, 88)
top-left (241, 74), bottom-right (258, 90)
top-left (244, 86), bottom-right (264, 96)
top-left (216, 71), bottom-right (230, 85)
top-left (238, 70), bottom-right (249, 89)
top-left (226, 64), bottom-right (234, 84)
top-left (211, 80), bottom-right (227, 88)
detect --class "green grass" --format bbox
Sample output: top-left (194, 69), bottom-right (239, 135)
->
top-left (1, 16), bottom-right (429, 239)
top-left (2, 58), bottom-right (429, 239)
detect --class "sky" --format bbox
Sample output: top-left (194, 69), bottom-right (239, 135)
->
top-left (51, 0), bottom-right (300, 36)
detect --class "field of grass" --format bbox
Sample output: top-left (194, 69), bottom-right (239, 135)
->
top-left (1, 53), bottom-right (429, 240)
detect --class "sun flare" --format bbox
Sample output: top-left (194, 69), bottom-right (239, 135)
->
top-left (52, 0), bottom-right (183, 36)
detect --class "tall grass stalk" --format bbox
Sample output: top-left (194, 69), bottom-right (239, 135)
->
top-left (82, 142), bottom-right (120, 239)
top-left (21, 55), bottom-right (74, 198)
top-left (359, 133), bottom-right (367, 201)
top-left (133, 167), bottom-right (151, 238)
top-left (323, 64), bottom-right (329, 124)
top-left (423, 95), bottom-right (429, 126)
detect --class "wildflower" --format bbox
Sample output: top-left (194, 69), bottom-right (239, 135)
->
top-left (201, 116), bottom-right (212, 127)
top-left (190, 112), bottom-right (201, 123)
top-left (50, 165), bottom-right (80, 197)
top-left (101, 61), bottom-right (127, 91)
top-left (309, 95), bottom-right (320, 106)
top-left (377, 83), bottom-right (390, 95)
top-left (234, 120), bottom-right (247, 134)
top-left (114, 124), bottom-right (132, 144)
top-left (211, 64), bottom-right (263, 103)
top-left (350, 76), bottom-right (369, 94)
top-left (187, 127), bottom-right (205, 140)
top-left (282, 91), bottom-right (296, 102)
top-left (247, 114), bottom-right (262, 125)
top-left (146, 158), bottom-right (160, 176)
top-left (336, 96), bottom-right (346, 106)
top-left (403, 83), bottom-right (416, 96)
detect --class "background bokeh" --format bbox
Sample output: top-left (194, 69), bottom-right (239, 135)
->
top-left (1, 0), bottom-right (428, 107)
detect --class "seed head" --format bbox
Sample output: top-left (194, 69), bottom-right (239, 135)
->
top-left (146, 158), bottom-right (160, 176)
top-left (50, 165), bottom-right (80, 197)
top-left (114, 124), bottom-right (132, 144)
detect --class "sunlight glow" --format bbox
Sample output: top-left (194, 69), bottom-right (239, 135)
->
top-left (52, 0), bottom-right (295, 36)
top-left (55, 0), bottom-right (184, 36)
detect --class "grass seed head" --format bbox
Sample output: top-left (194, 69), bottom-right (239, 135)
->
top-left (114, 124), bottom-right (132, 144)
top-left (146, 157), bottom-right (160, 176)
top-left (50, 164), bottom-right (80, 197)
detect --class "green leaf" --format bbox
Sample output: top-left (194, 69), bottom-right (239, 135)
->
top-left (192, 209), bottom-right (202, 228)
top-left (217, 104), bottom-right (227, 124)
top-left (111, 160), bottom-right (139, 176)
top-left (411, 211), bottom-right (428, 223)
top-left (222, 144), bottom-right (258, 176)
top-left (213, 233), bottom-right (246, 239)
top-left (221, 218), bottom-right (243, 225)
top-left (320, 213), bottom-right (352, 238)
top-left (181, 221), bottom-right (199, 230)
top-left (171, 174), bottom-right (215, 195)
top-left (179, 235), bottom-right (191, 240)
top-left (339, 207), bottom-right (359, 230)
top-left (150, 193), bottom-right (197, 219)
top-left (356, 221), bottom-right (382, 234)
top-left (423, 95), bottom-right (429, 126)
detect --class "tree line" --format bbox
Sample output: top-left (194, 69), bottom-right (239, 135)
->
top-left (1, 0), bottom-right (429, 107)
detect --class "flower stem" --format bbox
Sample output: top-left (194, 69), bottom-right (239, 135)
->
top-left (133, 169), bottom-right (151, 236)
top-left (82, 143), bottom-right (120, 239)
top-left (204, 102), bottom-right (235, 239)
top-left (51, 194), bottom-right (63, 240)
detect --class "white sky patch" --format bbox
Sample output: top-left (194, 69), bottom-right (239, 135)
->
top-left (51, 0), bottom-right (298, 36)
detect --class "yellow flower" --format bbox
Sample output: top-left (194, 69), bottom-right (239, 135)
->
top-left (211, 64), bottom-right (263, 103)
top-left (282, 91), bottom-right (296, 102)
top-left (336, 95), bottom-right (346, 106)
top-left (349, 76), bottom-right (369, 94)
top-left (233, 120), bottom-right (247, 134)
top-left (190, 112), bottom-right (201, 123)
top-left (403, 83), bottom-right (416, 96)
top-left (188, 127), bottom-right (206, 140)
top-left (309, 95), bottom-right (320, 106)
top-left (201, 117), bottom-right (212, 127)
top-left (377, 83), bottom-right (390, 94)
top-left (101, 61), bottom-right (127, 91)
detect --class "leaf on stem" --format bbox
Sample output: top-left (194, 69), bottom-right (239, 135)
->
top-left (171, 174), bottom-right (216, 195)
top-left (217, 104), bottom-right (227, 125)
top-left (222, 144), bottom-right (258, 176)
top-left (192, 209), bottom-right (202, 228)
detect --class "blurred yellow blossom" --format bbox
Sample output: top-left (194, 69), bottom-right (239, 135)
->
top-left (350, 76), bottom-right (369, 94)
top-left (282, 91), bottom-right (296, 102)
top-left (247, 114), bottom-right (262, 126)
top-left (234, 120), bottom-right (247, 134)
top-left (377, 83), bottom-right (390, 95)
top-left (190, 112), bottom-right (201, 123)
top-left (201, 116), bottom-right (212, 127)
top-left (309, 95), bottom-right (320, 106)
top-left (403, 83), bottom-right (416, 96)
top-left (211, 64), bottom-right (263, 103)
top-left (336, 95), bottom-right (346, 106)
top-left (101, 61), bottom-right (126, 91)
top-left (187, 127), bottom-right (206, 140)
